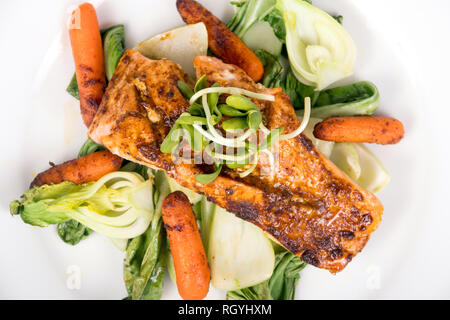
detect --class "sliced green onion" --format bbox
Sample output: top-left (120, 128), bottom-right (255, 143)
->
top-left (200, 95), bottom-right (251, 147)
top-left (204, 143), bottom-right (255, 162)
top-left (189, 87), bottom-right (275, 105)
top-left (259, 122), bottom-right (271, 135)
top-left (239, 153), bottom-right (259, 178)
top-left (192, 124), bottom-right (241, 148)
top-left (279, 97), bottom-right (311, 140)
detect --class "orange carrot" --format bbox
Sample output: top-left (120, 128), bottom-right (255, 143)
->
top-left (69, 3), bottom-right (106, 127)
top-left (176, 0), bottom-right (264, 82)
top-left (31, 150), bottom-right (122, 187)
top-left (313, 116), bottom-right (405, 145)
top-left (162, 191), bottom-right (210, 300)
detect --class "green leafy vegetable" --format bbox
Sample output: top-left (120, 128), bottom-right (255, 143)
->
top-left (282, 67), bottom-right (319, 109)
top-left (198, 197), bottom-right (215, 253)
top-left (78, 138), bottom-right (105, 157)
top-left (227, 0), bottom-right (277, 38)
top-left (228, 0), bottom-right (283, 57)
top-left (161, 78), bottom-right (292, 183)
top-left (262, 9), bottom-right (286, 42)
top-left (120, 161), bottom-right (150, 180)
top-left (11, 171), bottom-right (154, 239)
top-left (255, 49), bottom-right (283, 88)
top-left (56, 220), bottom-right (92, 245)
top-left (66, 73), bottom-right (79, 99)
top-left (306, 81), bottom-right (380, 118)
top-left (124, 170), bottom-right (170, 300)
top-left (283, 63), bottom-right (379, 116)
top-left (103, 25), bottom-right (126, 81)
top-left (189, 103), bottom-right (205, 117)
top-left (268, 247), bottom-right (307, 299)
top-left (333, 15), bottom-right (343, 24)
top-left (226, 281), bottom-right (272, 300)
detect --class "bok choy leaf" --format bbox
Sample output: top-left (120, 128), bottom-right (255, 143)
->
top-left (103, 25), bottom-right (126, 81)
top-left (227, 0), bottom-right (277, 38)
top-left (124, 170), bottom-right (170, 300)
top-left (55, 138), bottom-right (105, 246)
top-left (255, 49), bottom-right (283, 88)
top-left (309, 81), bottom-right (380, 118)
top-left (10, 171), bottom-right (154, 240)
top-left (56, 219), bottom-right (92, 246)
top-left (294, 81), bottom-right (379, 116)
top-left (268, 246), bottom-right (307, 300)
top-left (228, 0), bottom-right (283, 57)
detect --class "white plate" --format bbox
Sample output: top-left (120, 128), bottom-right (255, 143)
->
top-left (1, 0), bottom-right (449, 299)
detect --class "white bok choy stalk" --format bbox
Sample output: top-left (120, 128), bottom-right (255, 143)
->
top-left (207, 205), bottom-right (275, 290)
top-left (277, 0), bottom-right (356, 90)
top-left (329, 143), bottom-right (390, 193)
top-left (10, 171), bottom-right (154, 240)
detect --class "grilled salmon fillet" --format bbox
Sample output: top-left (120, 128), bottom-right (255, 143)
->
top-left (89, 49), bottom-right (383, 273)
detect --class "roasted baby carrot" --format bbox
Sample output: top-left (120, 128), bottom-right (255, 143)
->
top-left (162, 191), bottom-right (210, 300)
top-left (69, 3), bottom-right (106, 127)
top-left (176, 0), bottom-right (264, 82)
top-left (31, 150), bottom-right (122, 187)
top-left (313, 116), bottom-right (405, 145)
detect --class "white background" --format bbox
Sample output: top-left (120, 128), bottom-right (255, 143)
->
top-left (0, 0), bottom-right (449, 299)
